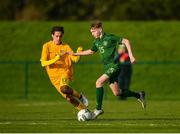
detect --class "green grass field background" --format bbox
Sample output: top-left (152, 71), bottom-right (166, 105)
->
top-left (0, 21), bottom-right (179, 100)
top-left (0, 21), bottom-right (180, 132)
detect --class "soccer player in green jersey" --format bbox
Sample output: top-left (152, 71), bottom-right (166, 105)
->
top-left (69, 21), bottom-right (146, 119)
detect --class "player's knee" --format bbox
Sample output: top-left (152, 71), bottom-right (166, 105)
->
top-left (60, 85), bottom-right (73, 95)
top-left (113, 91), bottom-right (121, 96)
top-left (96, 79), bottom-right (103, 87)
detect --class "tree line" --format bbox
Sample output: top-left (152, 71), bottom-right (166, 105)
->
top-left (0, 0), bottom-right (180, 20)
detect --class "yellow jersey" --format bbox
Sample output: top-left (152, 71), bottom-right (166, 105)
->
top-left (41, 40), bottom-right (78, 79)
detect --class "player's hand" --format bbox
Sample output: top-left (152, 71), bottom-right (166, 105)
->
top-left (130, 56), bottom-right (136, 64)
top-left (55, 54), bottom-right (60, 60)
top-left (77, 46), bottom-right (83, 52)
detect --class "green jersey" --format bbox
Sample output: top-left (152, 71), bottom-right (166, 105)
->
top-left (91, 33), bottom-right (123, 66)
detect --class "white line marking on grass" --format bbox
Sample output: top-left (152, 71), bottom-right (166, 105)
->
top-left (0, 122), bottom-right (11, 124)
top-left (122, 123), bottom-right (180, 127)
top-left (148, 123), bottom-right (180, 127)
top-left (0, 121), bottom-right (111, 126)
top-left (149, 123), bottom-right (156, 126)
top-left (0, 122), bottom-right (48, 125)
top-left (17, 102), bottom-right (66, 106)
top-left (85, 123), bottom-right (111, 126)
top-left (29, 122), bottom-right (48, 125)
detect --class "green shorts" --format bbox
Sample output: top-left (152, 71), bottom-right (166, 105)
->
top-left (104, 63), bottom-right (121, 84)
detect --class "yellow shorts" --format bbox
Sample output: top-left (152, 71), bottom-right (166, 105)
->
top-left (49, 73), bottom-right (70, 98)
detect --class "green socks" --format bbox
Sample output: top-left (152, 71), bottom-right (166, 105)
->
top-left (95, 87), bottom-right (139, 110)
top-left (96, 87), bottom-right (104, 110)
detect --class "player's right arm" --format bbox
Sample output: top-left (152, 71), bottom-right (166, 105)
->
top-left (73, 49), bottom-right (94, 56)
top-left (40, 44), bottom-right (61, 67)
top-left (41, 55), bottom-right (60, 67)
top-left (68, 41), bottom-right (97, 56)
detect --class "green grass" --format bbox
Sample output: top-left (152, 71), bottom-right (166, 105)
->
top-left (0, 21), bottom-right (180, 101)
top-left (0, 21), bottom-right (180, 100)
top-left (0, 21), bottom-right (180, 61)
top-left (0, 21), bottom-right (180, 132)
top-left (0, 100), bottom-right (180, 133)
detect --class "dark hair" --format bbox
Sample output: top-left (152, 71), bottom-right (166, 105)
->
top-left (51, 26), bottom-right (64, 35)
top-left (90, 20), bottom-right (102, 28)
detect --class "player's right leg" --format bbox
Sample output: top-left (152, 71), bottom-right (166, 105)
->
top-left (115, 65), bottom-right (146, 108)
top-left (120, 89), bottom-right (146, 108)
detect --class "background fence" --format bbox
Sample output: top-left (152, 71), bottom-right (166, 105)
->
top-left (0, 60), bottom-right (179, 101)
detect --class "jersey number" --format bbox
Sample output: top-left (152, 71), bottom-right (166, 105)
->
top-left (99, 46), bottom-right (105, 53)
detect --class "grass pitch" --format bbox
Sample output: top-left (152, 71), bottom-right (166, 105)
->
top-left (0, 100), bottom-right (179, 133)
top-left (0, 21), bottom-right (180, 133)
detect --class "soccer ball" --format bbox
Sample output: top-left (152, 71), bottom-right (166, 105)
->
top-left (77, 109), bottom-right (92, 121)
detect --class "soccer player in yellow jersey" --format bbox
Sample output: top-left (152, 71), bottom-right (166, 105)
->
top-left (40, 26), bottom-right (88, 110)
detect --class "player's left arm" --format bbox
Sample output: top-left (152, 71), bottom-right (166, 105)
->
top-left (70, 46), bottom-right (83, 63)
top-left (122, 38), bottom-right (136, 64)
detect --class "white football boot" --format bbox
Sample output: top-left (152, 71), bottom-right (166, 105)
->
top-left (91, 109), bottom-right (104, 119)
top-left (80, 93), bottom-right (89, 107)
top-left (137, 91), bottom-right (146, 109)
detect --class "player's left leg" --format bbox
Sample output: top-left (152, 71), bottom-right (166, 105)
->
top-left (57, 74), bottom-right (88, 110)
top-left (95, 74), bottom-right (109, 110)
top-left (58, 85), bottom-right (88, 110)
top-left (62, 74), bottom-right (88, 106)
top-left (91, 74), bottom-right (109, 119)
top-left (50, 75), bottom-right (87, 110)
top-left (65, 95), bottom-right (87, 110)
top-left (92, 64), bottom-right (121, 119)
top-left (107, 64), bottom-right (123, 96)
top-left (60, 85), bottom-right (88, 107)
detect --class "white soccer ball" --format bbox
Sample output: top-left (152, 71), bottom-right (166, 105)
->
top-left (77, 109), bottom-right (91, 121)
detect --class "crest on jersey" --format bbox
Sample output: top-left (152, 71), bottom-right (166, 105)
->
top-left (103, 41), bottom-right (108, 46)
